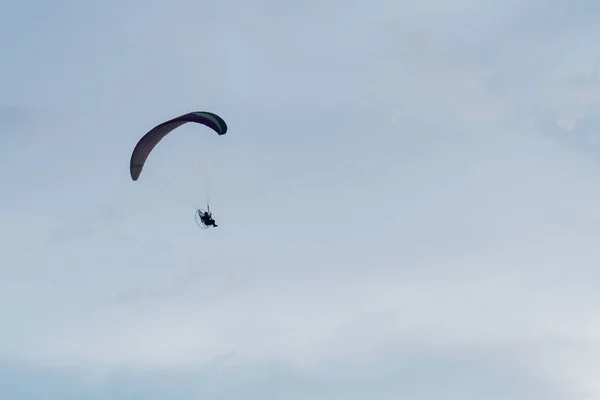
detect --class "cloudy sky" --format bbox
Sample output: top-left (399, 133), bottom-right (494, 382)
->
top-left (2, 0), bottom-right (600, 398)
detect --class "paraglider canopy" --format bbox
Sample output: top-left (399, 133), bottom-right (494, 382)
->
top-left (130, 111), bottom-right (227, 181)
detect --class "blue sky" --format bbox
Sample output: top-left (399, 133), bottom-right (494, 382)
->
top-left (2, 0), bottom-right (600, 398)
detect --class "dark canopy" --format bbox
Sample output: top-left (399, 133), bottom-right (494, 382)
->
top-left (130, 111), bottom-right (227, 181)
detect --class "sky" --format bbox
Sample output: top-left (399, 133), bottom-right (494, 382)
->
top-left (2, 0), bottom-right (600, 398)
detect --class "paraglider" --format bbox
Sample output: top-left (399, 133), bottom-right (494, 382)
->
top-left (195, 206), bottom-right (218, 229)
top-left (129, 111), bottom-right (227, 181)
top-left (129, 111), bottom-right (227, 228)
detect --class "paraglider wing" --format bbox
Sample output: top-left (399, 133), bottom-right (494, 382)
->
top-left (130, 111), bottom-right (227, 181)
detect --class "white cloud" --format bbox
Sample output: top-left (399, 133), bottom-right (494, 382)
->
top-left (3, 0), bottom-right (600, 398)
